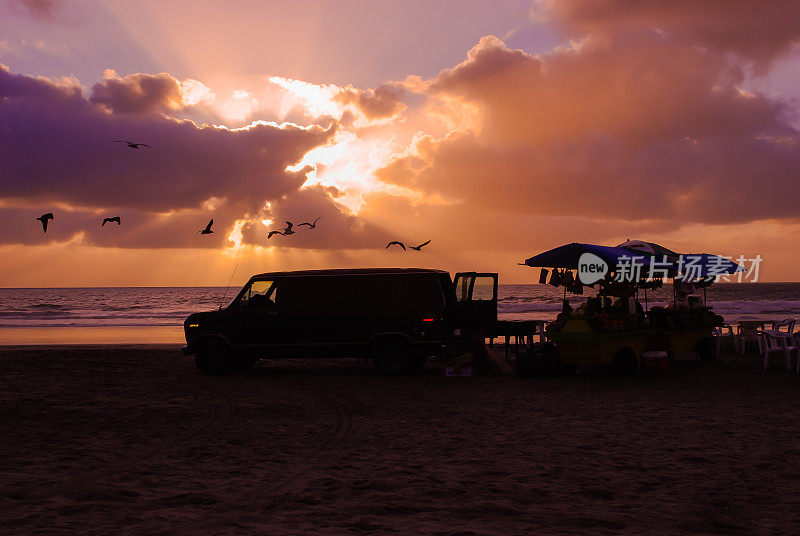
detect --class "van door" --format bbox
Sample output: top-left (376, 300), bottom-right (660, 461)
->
top-left (453, 272), bottom-right (498, 335)
top-left (227, 279), bottom-right (279, 350)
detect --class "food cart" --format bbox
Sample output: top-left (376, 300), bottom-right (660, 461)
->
top-left (521, 242), bottom-right (745, 375)
top-left (625, 250), bottom-right (744, 362)
top-left (522, 243), bottom-right (654, 374)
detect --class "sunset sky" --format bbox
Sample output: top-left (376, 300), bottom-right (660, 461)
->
top-left (2, 0), bottom-right (800, 286)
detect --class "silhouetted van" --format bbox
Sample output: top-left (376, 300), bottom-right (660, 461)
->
top-left (183, 268), bottom-right (497, 374)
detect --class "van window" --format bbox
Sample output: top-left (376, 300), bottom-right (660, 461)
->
top-left (455, 276), bottom-right (470, 302)
top-left (240, 280), bottom-right (275, 308)
top-left (471, 276), bottom-right (495, 301)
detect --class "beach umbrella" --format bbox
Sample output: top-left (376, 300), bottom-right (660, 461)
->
top-left (617, 239), bottom-right (680, 261)
top-left (524, 242), bottom-right (653, 270)
top-left (674, 253), bottom-right (746, 278)
top-left (617, 240), bottom-right (745, 277)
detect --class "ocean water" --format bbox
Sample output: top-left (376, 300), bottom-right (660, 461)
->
top-left (1, 284), bottom-right (799, 331)
top-left (496, 283), bottom-right (800, 322)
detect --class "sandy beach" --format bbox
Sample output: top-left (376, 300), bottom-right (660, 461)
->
top-left (1, 346), bottom-right (798, 535)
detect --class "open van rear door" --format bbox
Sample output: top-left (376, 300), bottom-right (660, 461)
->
top-left (453, 272), bottom-right (498, 334)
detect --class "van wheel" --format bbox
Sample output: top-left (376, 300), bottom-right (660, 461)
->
top-left (372, 340), bottom-right (410, 375)
top-left (195, 339), bottom-right (231, 374)
top-left (613, 347), bottom-right (638, 375)
top-left (696, 337), bottom-right (717, 362)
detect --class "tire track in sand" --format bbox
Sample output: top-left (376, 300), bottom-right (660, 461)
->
top-left (15, 379), bottom-right (241, 502)
top-left (189, 384), bottom-right (372, 533)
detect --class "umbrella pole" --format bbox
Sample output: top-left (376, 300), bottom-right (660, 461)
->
top-left (645, 288), bottom-right (648, 312)
top-left (703, 286), bottom-right (707, 307)
top-left (672, 280), bottom-right (676, 309)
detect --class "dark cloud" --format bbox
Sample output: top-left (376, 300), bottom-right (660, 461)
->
top-left (11, 0), bottom-right (60, 19)
top-left (239, 186), bottom-right (392, 250)
top-left (0, 66), bottom-right (332, 213)
top-left (379, 36), bottom-right (800, 225)
top-left (0, 186), bottom-right (389, 250)
top-left (550, 0), bottom-right (800, 65)
top-left (0, 205), bottom-right (234, 249)
top-left (0, 64), bottom-right (82, 101)
top-left (89, 72), bottom-right (184, 115)
top-left (0, 66), bottom-right (370, 248)
top-left (336, 83), bottom-right (406, 119)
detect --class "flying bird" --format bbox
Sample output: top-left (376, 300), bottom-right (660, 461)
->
top-left (386, 241), bottom-right (406, 251)
top-left (298, 217), bottom-right (321, 229)
top-left (101, 216), bottom-right (121, 227)
top-left (199, 219), bottom-right (214, 235)
top-left (115, 140), bottom-right (150, 149)
top-left (410, 240), bottom-right (431, 251)
top-left (268, 221), bottom-right (295, 238)
top-left (36, 213), bottom-right (54, 233)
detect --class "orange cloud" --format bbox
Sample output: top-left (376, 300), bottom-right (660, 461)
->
top-left (335, 82), bottom-right (406, 120)
top-left (378, 36), bottom-right (800, 224)
top-left (548, 0), bottom-right (800, 66)
top-left (90, 71), bottom-right (186, 114)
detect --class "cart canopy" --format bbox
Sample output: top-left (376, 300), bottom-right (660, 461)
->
top-left (524, 242), bottom-right (652, 270)
top-left (673, 253), bottom-right (746, 277)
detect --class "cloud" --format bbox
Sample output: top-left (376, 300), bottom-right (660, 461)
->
top-left (548, 0), bottom-right (800, 66)
top-left (10, 0), bottom-right (60, 19)
top-left (4, 2), bottom-right (800, 273)
top-left (89, 71), bottom-right (187, 115)
top-left (335, 82), bottom-right (406, 120)
top-left (0, 66), bottom-right (365, 248)
top-left (238, 186), bottom-right (392, 250)
top-left (377, 36), bottom-right (800, 225)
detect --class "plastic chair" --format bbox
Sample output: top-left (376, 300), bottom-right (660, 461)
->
top-left (712, 324), bottom-right (736, 354)
top-left (737, 322), bottom-right (764, 354)
top-left (773, 319), bottom-right (796, 333)
top-left (759, 330), bottom-right (798, 370)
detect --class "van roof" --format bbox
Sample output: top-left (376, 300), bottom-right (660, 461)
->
top-left (250, 268), bottom-right (449, 279)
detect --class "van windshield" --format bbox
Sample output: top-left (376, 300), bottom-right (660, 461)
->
top-left (238, 280), bottom-right (276, 309)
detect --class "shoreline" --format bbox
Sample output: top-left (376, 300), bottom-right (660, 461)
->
top-left (0, 326), bottom-right (184, 346)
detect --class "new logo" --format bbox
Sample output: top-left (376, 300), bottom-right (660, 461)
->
top-left (577, 252), bottom-right (608, 284)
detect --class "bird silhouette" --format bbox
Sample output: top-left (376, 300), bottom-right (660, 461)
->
top-left (101, 216), bottom-right (121, 227)
top-left (410, 240), bottom-right (431, 251)
top-left (268, 221), bottom-right (294, 238)
top-left (115, 140), bottom-right (150, 149)
top-left (386, 241), bottom-right (406, 251)
top-left (36, 213), bottom-right (54, 233)
top-left (298, 217), bottom-right (321, 229)
top-left (199, 219), bottom-right (214, 235)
